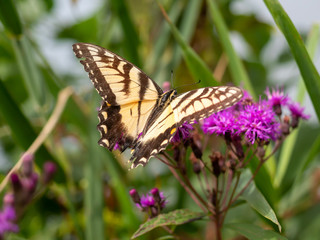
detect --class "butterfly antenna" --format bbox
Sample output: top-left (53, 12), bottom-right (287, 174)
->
top-left (174, 79), bottom-right (201, 91)
top-left (170, 70), bottom-right (175, 89)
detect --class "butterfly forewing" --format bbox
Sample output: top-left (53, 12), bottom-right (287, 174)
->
top-left (72, 43), bottom-right (163, 105)
top-left (171, 86), bottom-right (243, 124)
top-left (129, 86), bottom-right (243, 168)
top-left (73, 43), bottom-right (163, 150)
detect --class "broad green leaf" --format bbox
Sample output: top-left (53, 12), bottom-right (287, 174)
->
top-left (274, 24), bottom-right (320, 188)
top-left (239, 170), bottom-right (281, 232)
top-left (0, 0), bottom-right (23, 36)
top-left (249, 157), bottom-right (277, 206)
top-left (264, 0), bottom-right (320, 122)
top-left (206, 0), bottom-right (255, 98)
top-left (158, 2), bottom-right (219, 87)
top-left (225, 223), bottom-right (287, 240)
top-left (131, 209), bottom-right (205, 239)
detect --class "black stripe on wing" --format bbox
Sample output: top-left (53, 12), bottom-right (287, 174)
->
top-left (172, 86), bottom-right (243, 124)
top-left (97, 102), bottom-right (135, 151)
top-left (72, 43), bottom-right (163, 105)
top-left (129, 124), bottom-right (177, 168)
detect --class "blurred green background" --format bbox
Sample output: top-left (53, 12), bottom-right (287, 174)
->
top-left (0, 0), bottom-right (320, 239)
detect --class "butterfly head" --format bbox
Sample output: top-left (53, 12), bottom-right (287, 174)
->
top-left (160, 89), bottom-right (177, 107)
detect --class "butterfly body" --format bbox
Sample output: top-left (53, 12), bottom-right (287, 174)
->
top-left (73, 43), bottom-right (243, 168)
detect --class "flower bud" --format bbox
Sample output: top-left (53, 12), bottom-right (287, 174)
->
top-left (273, 104), bottom-right (282, 116)
top-left (231, 135), bottom-right (244, 159)
top-left (129, 189), bottom-right (141, 205)
top-left (291, 115), bottom-right (299, 129)
top-left (3, 193), bottom-right (15, 206)
top-left (42, 161), bottom-right (57, 184)
top-left (226, 159), bottom-right (237, 171)
top-left (210, 151), bottom-right (225, 177)
top-left (21, 153), bottom-right (34, 177)
top-left (150, 188), bottom-right (161, 204)
top-left (190, 153), bottom-right (201, 174)
top-left (162, 81), bottom-right (171, 92)
top-left (281, 115), bottom-right (290, 135)
top-left (190, 138), bottom-right (202, 159)
top-left (10, 173), bottom-right (22, 193)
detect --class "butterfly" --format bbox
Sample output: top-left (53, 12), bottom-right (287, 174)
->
top-left (72, 43), bottom-right (243, 169)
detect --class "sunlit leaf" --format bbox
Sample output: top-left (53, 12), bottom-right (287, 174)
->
top-left (226, 223), bottom-right (287, 240)
top-left (132, 209), bottom-right (205, 239)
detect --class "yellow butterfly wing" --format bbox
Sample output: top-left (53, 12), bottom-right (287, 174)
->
top-left (73, 43), bottom-right (163, 150)
top-left (130, 87), bottom-right (243, 168)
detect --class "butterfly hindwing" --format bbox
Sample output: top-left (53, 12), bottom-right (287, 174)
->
top-left (98, 100), bottom-right (158, 150)
top-left (130, 104), bottom-right (177, 168)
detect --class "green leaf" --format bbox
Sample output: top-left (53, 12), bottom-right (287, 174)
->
top-left (110, 0), bottom-right (141, 67)
top-left (0, 79), bottom-right (65, 182)
top-left (102, 151), bottom-right (139, 232)
top-left (145, 0), bottom-right (183, 74)
top-left (131, 209), bottom-right (205, 239)
top-left (249, 157), bottom-right (277, 206)
top-left (158, 2), bottom-right (219, 87)
top-left (274, 24), bottom-right (320, 188)
top-left (170, 0), bottom-right (203, 69)
top-left (239, 170), bottom-right (281, 232)
top-left (84, 96), bottom-right (105, 240)
top-left (264, 0), bottom-right (320, 122)
top-left (225, 223), bottom-right (287, 240)
top-left (12, 38), bottom-right (47, 106)
top-left (57, 16), bottom-right (98, 43)
top-left (206, 0), bottom-right (255, 98)
top-left (0, 0), bottom-right (23, 36)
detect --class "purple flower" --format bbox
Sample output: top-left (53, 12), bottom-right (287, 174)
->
top-left (202, 98), bottom-right (281, 144)
top-left (265, 87), bottom-right (289, 115)
top-left (238, 102), bottom-right (280, 144)
top-left (22, 153), bottom-right (34, 177)
top-left (171, 122), bottom-right (194, 143)
top-left (0, 206), bottom-right (19, 238)
top-left (113, 142), bottom-right (120, 151)
top-left (202, 110), bottom-right (239, 136)
top-left (133, 189), bottom-right (167, 210)
top-left (265, 87), bottom-right (289, 107)
top-left (288, 102), bottom-right (310, 120)
top-left (162, 81), bottom-right (171, 92)
top-left (140, 194), bottom-right (156, 208)
top-left (129, 189), bottom-right (141, 204)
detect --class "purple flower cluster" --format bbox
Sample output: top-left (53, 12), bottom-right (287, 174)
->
top-left (202, 88), bottom-right (309, 144)
top-left (129, 188), bottom-right (167, 218)
top-left (0, 153), bottom-right (57, 239)
top-left (0, 205), bottom-right (19, 238)
top-left (171, 122), bottom-right (194, 143)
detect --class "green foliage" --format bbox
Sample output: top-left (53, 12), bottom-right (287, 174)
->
top-left (132, 209), bottom-right (205, 239)
top-left (0, 0), bottom-right (319, 239)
